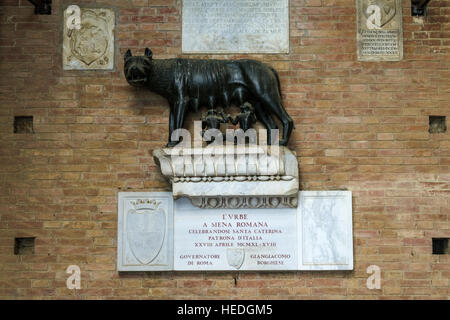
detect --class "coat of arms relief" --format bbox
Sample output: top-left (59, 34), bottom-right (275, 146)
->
top-left (363, 0), bottom-right (397, 29)
top-left (125, 199), bottom-right (167, 265)
top-left (63, 7), bottom-right (115, 70)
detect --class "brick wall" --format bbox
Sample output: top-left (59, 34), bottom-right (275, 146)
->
top-left (0, 0), bottom-right (449, 299)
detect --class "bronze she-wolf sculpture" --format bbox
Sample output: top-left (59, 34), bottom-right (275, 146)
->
top-left (124, 48), bottom-right (293, 147)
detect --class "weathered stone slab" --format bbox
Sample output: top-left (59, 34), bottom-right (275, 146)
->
top-left (356, 0), bottom-right (403, 61)
top-left (182, 0), bottom-right (289, 53)
top-left (63, 6), bottom-right (115, 70)
top-left (298, 191), bottom-right (353, 270)
top-left (117, 192), bottom-right (173, 271)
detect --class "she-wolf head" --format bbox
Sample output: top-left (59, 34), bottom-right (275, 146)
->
top-left (124, 48), bottom-right (153, 86)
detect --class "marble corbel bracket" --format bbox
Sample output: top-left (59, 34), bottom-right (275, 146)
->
top-left (27, 0), bottom-right (52, 15)
top-left (411, 0), bottom-right (431, 16)
top-left (153, 145), bottom-right (299, 209)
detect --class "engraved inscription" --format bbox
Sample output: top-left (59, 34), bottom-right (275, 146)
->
top-left (361, 30), bottom-right (399, 56)
top-left (182, 0), bottom-right (289, 53)
top-left (174, 198), bottom-right (297, 271)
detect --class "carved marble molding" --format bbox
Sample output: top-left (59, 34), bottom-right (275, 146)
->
top-left (153, 145), bottom-right (299, 208)
top-left (190, 195), bottom-right (298, 209)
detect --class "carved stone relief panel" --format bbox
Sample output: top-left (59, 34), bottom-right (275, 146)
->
top-left (356, 0), bottom-right (403, 61)
top-left (63, 7), bottom-right (115, 70)
top-left (117, 192), bottom-right (174, 271)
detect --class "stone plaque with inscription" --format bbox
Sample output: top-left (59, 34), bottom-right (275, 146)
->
top-left (63, 7), bottom-right (115, 70)
top-left (117, 191), bottom-right (353, 271)
top-left (356, 0), bottom-right (403, 61)
top-left (182, 0), bottom-right (289, 53)
top-left (174, 198), bottom-right (298, 270)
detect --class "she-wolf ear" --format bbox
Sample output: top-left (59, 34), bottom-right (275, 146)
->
top-left (145, 48), bottom-right (153, 59)
top-left (124, 49), bottom-right (132, 61)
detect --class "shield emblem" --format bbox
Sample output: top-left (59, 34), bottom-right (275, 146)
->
top-left (227, 248), bottom-right (245, 269)
top-left (126, 207), bottom-right (166, 265)
top-left (363, 0), bottom-right (396, 28)
top-left (69, 10), bottom-right (109, 66)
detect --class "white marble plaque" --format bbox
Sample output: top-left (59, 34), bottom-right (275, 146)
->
top-left (356, 0), bottom-right (403, 61)
top-left (63, 6), bottom-right (115, 70)
top-left (174, 198), bottom-right (298, 270)
top-left (298, 191), bottom-right (353, 270)
top-left (117, 191), bottom-right (353, 271)
top-left (117, 192), bottom-right (173, 271)
top-left (182, 0), bottom-right (289, 53)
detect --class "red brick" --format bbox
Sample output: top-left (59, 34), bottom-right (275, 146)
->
top-left (0, 0), bottom-right (449, 300)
